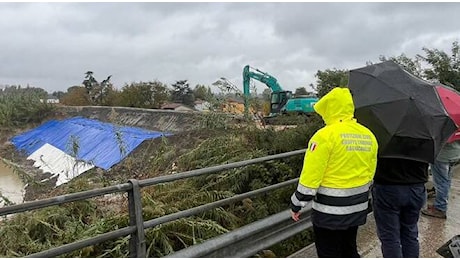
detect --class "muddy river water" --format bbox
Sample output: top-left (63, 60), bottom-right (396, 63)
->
top-left (0, 160), bottom-right (24, 206)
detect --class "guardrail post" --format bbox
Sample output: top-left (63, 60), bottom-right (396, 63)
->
top-left (128, 179), bottom-right (146, 257)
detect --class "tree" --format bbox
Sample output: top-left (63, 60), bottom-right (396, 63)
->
top-left (52, 91), bottom-right (66, 99)
top-left (379, 54), bottom-right (423, 77)
top-left (151, 81), bottom-right (170, 108)
top-left (2, 85), bottom-right (48, 99)
top-left (0, 87), bottom-right (54, 126)
top-left (117, 82), bottom-right (154, 108)
top-left (294, 87), bottom-right (308, 96)
top-left (193, 84), bottom-right (213, 101)
top-left (82, 71), bottom-right (114, 105)
top-left (25, 85), bottom-right (48, 99)
top-left (116, 81), bottom-right (170, 109)
top-left (418, 41), bottom-right (460, 90)
top-left (102, 87), bottom-right (120, 106)
top-left (61, 86), bottom-right (91, 106)
top-left (82, 71), bottom-right (97, 92)
top-left (171, 80), bottom-right (195, 107)
top-left (310, 69), bottom-right (348, 98)
top-left (379, 41), bottom-right (460, 91)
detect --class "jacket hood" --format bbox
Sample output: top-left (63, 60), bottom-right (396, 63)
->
top-left (314, 87), bottom-right (355, 125)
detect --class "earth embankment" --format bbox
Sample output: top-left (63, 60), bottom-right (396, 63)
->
top-left (57, 106), bottom-right (209, 133)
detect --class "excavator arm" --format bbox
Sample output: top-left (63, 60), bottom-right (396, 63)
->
top-left (243, 65), bottom-right (291, 116)
top-left (243, 65), bottom-right (283, 93)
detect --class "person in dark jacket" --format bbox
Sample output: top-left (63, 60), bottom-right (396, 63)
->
top-left (372, 158), bottom-right (428, 258)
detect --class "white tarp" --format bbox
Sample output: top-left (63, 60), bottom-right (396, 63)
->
top-left (27, 143), bottom-right (94, 186)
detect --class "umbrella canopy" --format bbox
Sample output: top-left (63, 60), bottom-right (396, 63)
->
top-left (447, 129), bottom-right (460, 143)
top-left (436, 85), bottom-right (460, 142)
top-left (348, 60), bottom-right (457, 163)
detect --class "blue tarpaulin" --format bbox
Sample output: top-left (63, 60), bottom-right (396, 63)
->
top-left (11, 117), bottom-right (170, 170)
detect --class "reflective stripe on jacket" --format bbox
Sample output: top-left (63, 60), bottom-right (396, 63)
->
top-left (313, 182), bottom-right (371, 215)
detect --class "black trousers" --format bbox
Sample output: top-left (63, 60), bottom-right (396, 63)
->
top-left (313, 225), bottom-right (360, 258)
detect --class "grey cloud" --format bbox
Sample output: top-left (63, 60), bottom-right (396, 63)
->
top-left (0, 2), bottom-right (459, 93)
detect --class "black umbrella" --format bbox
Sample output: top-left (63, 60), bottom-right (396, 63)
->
top-left (348, 61), bottom-right (457, 163)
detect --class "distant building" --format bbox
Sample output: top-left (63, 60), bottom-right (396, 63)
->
top-left (40, 95), bottom-right (60, 104)
top-left (194, 99), bottom-right (211, 112)
top-left (160, 103), bottom-right (194, 112)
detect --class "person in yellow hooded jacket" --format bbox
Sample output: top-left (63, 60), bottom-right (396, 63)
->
top-left (290, 87), bottom-right (378, 258)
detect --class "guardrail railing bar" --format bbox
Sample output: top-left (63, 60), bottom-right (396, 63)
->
top-left (25, 226), bottom-right (136, 258)
top-left (144, 178), bottom-right (299, 229)
top-left (166, 207), bottom-right (312, 258)
top-left (231, 212), bottom-right (313, 258)
top-left (128, 179), bottom-right (146, 258)
top-left (0, 183), bottom-right (132, 216)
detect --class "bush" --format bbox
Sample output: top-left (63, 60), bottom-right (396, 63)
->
top-left (0, 90), bottom-right (54, 127)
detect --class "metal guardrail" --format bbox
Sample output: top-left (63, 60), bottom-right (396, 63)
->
top-left (167, 207), bottom-right (313, 258)
top-left (0, 149), bottom-right (307, 257)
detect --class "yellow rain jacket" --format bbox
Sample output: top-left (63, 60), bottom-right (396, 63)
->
top-left (290, 87), bottom-right (378, 229)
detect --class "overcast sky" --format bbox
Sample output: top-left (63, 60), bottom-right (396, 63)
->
top-left (1, 2), bottom-right (459, 94)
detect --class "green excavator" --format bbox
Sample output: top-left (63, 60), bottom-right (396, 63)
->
top-left (242, 65), bottom-right (318, 122)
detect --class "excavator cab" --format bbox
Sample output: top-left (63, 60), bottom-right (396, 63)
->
top-left (270, 91), bottom-right (292, 115)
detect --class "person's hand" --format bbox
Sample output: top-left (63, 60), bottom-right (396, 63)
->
top-left (291, 210), bottom-right (300, 221)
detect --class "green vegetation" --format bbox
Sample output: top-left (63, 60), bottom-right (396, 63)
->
top-left (0, 113), bottom-right (323, 257)
top-left (0, 87), bottom-right (55, 127)
top-left (380, 40), bottom-right (460, 91)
